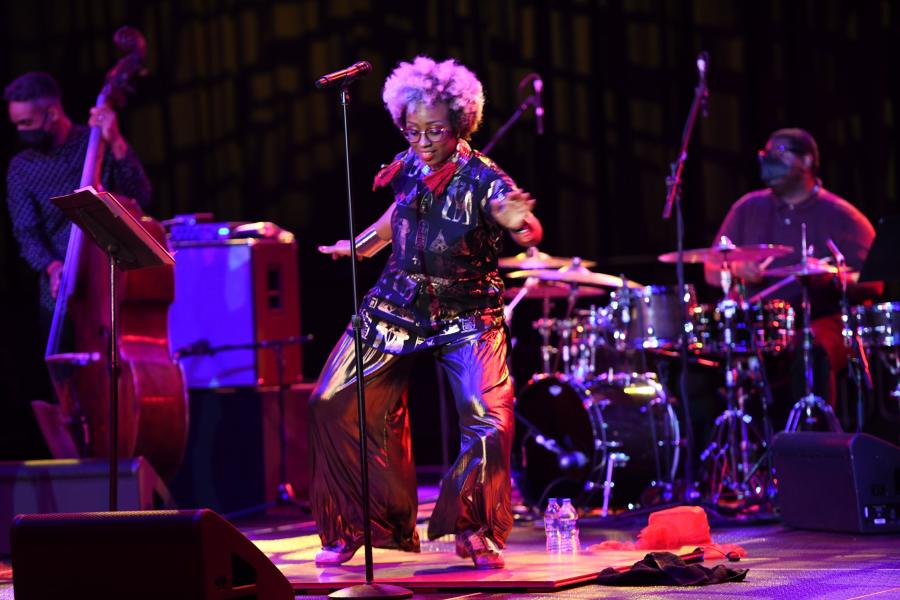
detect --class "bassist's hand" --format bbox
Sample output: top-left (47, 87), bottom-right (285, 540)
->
top-left (89, 106), bottom-right (128, 159)
top-left (46, 260), bottom-right (64, 299)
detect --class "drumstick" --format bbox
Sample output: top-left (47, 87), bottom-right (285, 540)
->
top-left (504, 276), bottom-right (535, 323)
top-left (749, 274), bottom-right (795, 304)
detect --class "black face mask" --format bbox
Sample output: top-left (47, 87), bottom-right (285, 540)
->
top-left (16, 111), bottom-right (52, 150)
top-left (17, 127), bottom-right (52, 150)
top-left (758, 154), bottom-right (792, 186)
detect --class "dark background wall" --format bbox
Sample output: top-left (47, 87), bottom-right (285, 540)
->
top-left (2, 0), bottom-right (898, 460)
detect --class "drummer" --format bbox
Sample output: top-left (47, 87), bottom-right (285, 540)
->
top-left (703, 128), bottom-right (882, 411)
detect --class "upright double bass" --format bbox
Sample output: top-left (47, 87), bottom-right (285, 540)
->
top-left (44, 27), bottom-right (188, 482)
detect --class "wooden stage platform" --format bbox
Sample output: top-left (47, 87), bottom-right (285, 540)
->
top-left (243, 517), bottom-right (664, 593)
top-left (239, 512), bottom-right (900, 598)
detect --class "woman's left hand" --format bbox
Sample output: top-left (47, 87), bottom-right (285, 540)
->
top-left (490, 189), bottom-right (536, 230)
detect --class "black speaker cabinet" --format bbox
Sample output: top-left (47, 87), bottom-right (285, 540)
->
top-left (773, 432), bottom-right (900, 533)
top-left (10, 509), bottom-right (294, 599)
top-left (0, 457), bottom-right (170, 554)
top-left (168, 384), bottom-right (311, 514)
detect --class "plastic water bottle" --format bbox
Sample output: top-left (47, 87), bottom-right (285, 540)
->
top-left (543, 497), bottom-right (560, 552)
top-left (558, 498), bottom-right (580, 553)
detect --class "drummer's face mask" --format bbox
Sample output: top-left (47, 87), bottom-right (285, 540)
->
top-left (757, 143), bottom-right (804, 186)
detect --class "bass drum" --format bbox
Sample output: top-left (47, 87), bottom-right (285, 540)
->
top-left (512, 373), bottom-right (680, 510)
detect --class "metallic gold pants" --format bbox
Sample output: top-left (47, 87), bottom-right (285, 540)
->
top-left (309, 327), bottom-right (514, 553)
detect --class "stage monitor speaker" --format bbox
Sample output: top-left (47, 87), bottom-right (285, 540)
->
top-left (10, 509), bottom-right (294, 600)
top-left (169, 238), bottom-right (302, 388)
top-left (0, 457), bottom-right (170, 554)
top-left (168, 384), bottom-right (311, 514)
top-left (772, 432), bottom-right (900, 533)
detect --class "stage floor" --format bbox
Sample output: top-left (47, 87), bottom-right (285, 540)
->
top-left (1, 498), bottom-right (898, 599)
top-left (237, 492), bottom-right (900, 599)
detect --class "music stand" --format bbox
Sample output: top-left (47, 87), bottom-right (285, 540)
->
top-left (860, 214), bottom-right (900, 283)
top-left (51, 185), bottom-right (174, 511)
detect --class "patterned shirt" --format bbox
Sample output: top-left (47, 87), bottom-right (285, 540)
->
top-left (714, 185), bottom-right (876, 319)
top-left (5, 124), bottom-right (152, 310)
top-left (360, 141), bottom-right (514, 354)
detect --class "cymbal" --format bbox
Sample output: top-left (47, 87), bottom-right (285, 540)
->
top-left (763, 257), bottom-right (847, 278)
top-left (499, 249), bottom-right (596, 270)
top-left (502, 281), bottom-right (606, 300)
top-left (507, 263), bottom-right (643, 288)
top-left (659, 243), bottom-right (792, 265)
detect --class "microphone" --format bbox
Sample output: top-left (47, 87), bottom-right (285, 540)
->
top-left (697, 51), bottom-right (709, 81)
top-left (826, 238), bottom-right (846, 266)
top-left (533, 76), bottom-right (544, 135)
top-left (697, 51), bottom-right (709, 117)
top-left (315, 61), bottom-right (372, 89)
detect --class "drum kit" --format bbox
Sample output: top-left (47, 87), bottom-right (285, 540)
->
top-left (505, 232), bottom-right (898, 514)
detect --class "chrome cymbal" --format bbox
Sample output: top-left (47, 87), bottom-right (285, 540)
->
top-left (502, 281), bottom-right (606, 300)
top-left (507, 263), bottom-right (643, 288)
top-left (763, 257), bottom-right (848, 278)
top-left (659, 243), bottom-right (793, 265)
top-left (499, 249), bottom-right (596, 270)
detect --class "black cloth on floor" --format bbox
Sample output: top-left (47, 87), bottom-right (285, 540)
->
top-left (596, 552), bottom-right (749, 586)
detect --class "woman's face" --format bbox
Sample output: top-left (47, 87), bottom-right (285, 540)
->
top-left (403, 102), bottom-right (458, 169)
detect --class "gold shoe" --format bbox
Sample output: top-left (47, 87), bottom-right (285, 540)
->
top-left (455, 530), bottom-right (505, 569)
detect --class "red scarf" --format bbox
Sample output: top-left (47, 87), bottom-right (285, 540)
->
top-left (422, 159), bottom-right (457, 195)
top-left (372, 158), bottom-right (405, 191)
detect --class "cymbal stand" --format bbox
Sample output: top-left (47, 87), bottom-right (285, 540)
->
top-left (785, 224), bottom-right (842, 431)
top-left (531, 287), bottom-right (558, 377)
top-left (700, 259), bottom-right (756, 504)
top-left (836, 254), bottom-right (873, 432)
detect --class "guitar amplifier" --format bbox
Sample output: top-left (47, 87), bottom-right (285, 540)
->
top-left (168, 238), bottom-right (302, 388)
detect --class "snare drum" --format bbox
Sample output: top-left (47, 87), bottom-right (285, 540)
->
top-left (512, 372), bottom-right (680, 509)
top-left (609, 285), bottom-right (696, 349)
top-left (690, 299), bottom-right (795, 355)
top-left (853, 302), bottom-right (900, 348)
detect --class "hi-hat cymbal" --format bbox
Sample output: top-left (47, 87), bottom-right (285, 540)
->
top-left (507, 263), bottom-right (643, 288)
top-left (499, 249), bottom-right (596, 270)
top-left (659, 243), bottom-right (792, 265)
top-left (763, 257), bottom-right (848, 278)
top-left (502, 281), bottom-right (606, 300)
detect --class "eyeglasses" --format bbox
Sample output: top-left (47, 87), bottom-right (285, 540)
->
top-left (758, 144), bottom-right (803, 160)
top-left (400, 126), bottom-right (450, 143)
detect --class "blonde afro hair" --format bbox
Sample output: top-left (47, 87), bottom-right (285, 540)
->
top-left (382, 56), bottom-right (485, 140)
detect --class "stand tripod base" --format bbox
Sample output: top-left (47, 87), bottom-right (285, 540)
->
top-left (700, 409), bottom-right (774, 512)
top-left (329, 583), bottom-right (413, 599)
top-left (785, 394), bottom-right (842, 432)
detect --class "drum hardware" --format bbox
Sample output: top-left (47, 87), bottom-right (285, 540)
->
top-left (658, 239), bottom-right (792, 265)
top-left (507, 260), bottom-right (644, 289)
top-left (830, 240), bottom-right (875, 432)
top-left (600, 452), bottom-right (629, 518)
top-left (499, 247), bottom-right (596, 270)
top-left (512, 372), bottom-right (679, 512)
top-left (779, 224), bottom-right (843, 432)
top-left (693, 246), bottom-right (779, 509)
top-left (609, 283), bottom-right (697, 353)
top-left (854, 302), bottom-right (900, 409)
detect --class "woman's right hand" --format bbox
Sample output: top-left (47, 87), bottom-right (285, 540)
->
top-left (318, 240), bottom-right (354, 260)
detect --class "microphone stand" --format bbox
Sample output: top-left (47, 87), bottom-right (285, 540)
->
top-left (482, 73), bottom-right (542, 154)
top-left (661, 53), bottom-right (708, 503)
top-left (327, 84), bottom-right (412, 600)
